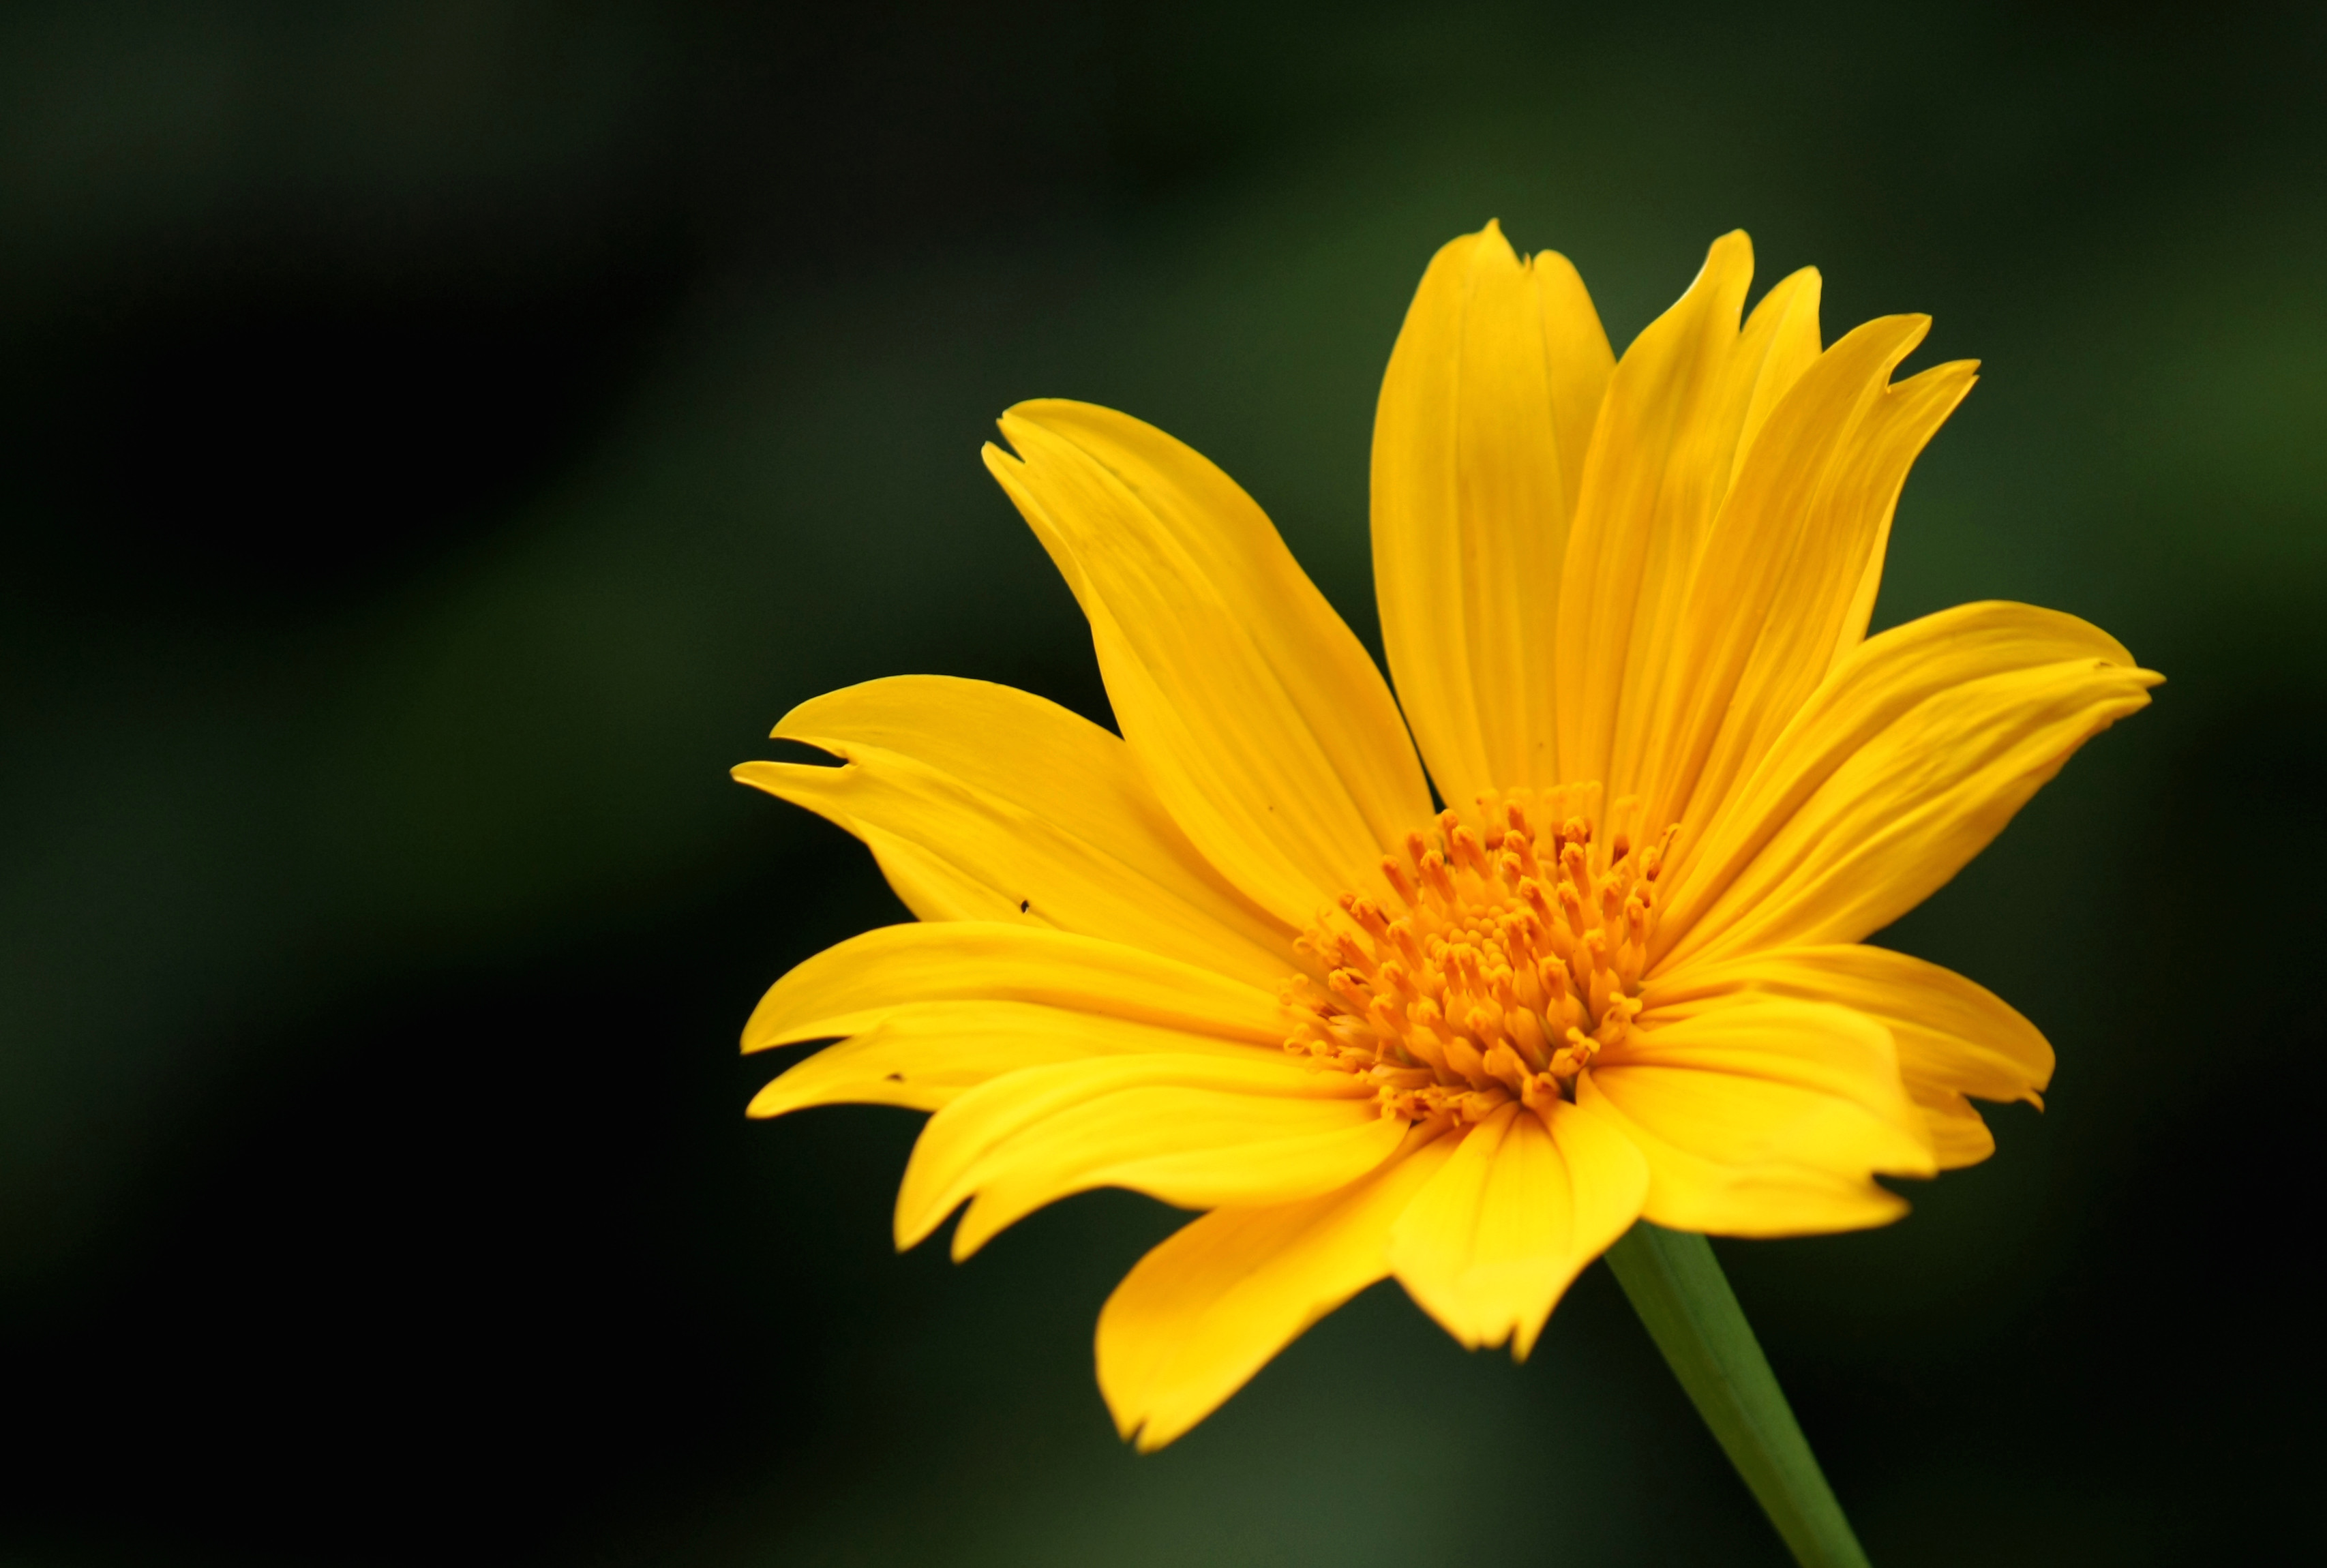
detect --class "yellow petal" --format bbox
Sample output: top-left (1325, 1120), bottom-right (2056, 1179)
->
top-left (1728, 267), bottom-right (1826, 487)
top-left (1655, 603), bottom-right (2161, 969)
top-left (742, 922), bottom-right (1284, 1054)
top-left (1371, 222), bottom-right (1614, 802)
top-left (1096, 1128), bottom-right (1457, 1451)
top-left (1583, 996), bottom-right (1934, 1236)
top-left (1555, 232), bottom-right (1757, 796)
top-left (746, 1001), bottom-right (1261, 1118)
top-left (1654, 944), bottom-right (2052, 1106)
top-left (892, 1054), bottom-right (1375, 1250)
top-left (1636, 316), bottom-right (1979, 843)
top-left (1662, 601), bottom-right (2140, 948)
top-left (1385, 1097), bottom-right (1646, 1359)
top-left (916, 1057), bottom-right (1403, 1259)
top-left (1910, 1083), bottom-right (1998, 1170)
top-left (736, 674), bottom-right (1292, 991)
top-left (986, 402), bottom-right (1432, 925)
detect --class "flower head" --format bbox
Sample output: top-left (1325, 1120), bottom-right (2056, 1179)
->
top-left (735, 224), bottom-right (2158, 1449)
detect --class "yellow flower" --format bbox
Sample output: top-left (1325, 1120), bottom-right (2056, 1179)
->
top-left (735, 224), bottom-right (2158, 1450)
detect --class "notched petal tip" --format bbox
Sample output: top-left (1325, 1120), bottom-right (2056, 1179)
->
top-left (978, 436), bottom-right (1024, 477)
top-left (1702, 228), bottom-right (1755, 274)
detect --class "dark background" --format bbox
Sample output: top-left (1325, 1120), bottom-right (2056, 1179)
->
top-left (3, 3), bottom-right (2323, 1564)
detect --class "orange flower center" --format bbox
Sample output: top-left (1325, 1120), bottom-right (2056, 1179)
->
top-left (1283, 785), bottom-right (1676, 1126)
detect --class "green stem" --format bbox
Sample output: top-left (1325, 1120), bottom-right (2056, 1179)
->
top-left (1604, 1220), bottom-right (1872, 1568)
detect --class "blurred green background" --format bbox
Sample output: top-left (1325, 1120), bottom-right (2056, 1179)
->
top-left (3, 2), bottom-right (2322, 1564)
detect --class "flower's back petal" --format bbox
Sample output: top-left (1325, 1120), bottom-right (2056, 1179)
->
top-left (1726, 268), bottom-right (1827, 489)
top-left (1636, 318), bottom-right (1979, 847)
top-left (1557, 233), bottom-right (1775, 795)
top-left (738, 675), bottom-right (1291, 991)
top-left (1371, 223), bottom-right (1612, 803)
top-left (1910, 1085), bottom-right (1998, 1170)
top-left (986, 402), bottom-right (1432, 926)
top-left (1584, 996), bottom-right (1933, 1235)
top-left (1601, 262), bottom-right (1834, 806)
top-left (1096, 1130), bottom-right (1456, 1451)
top-left (1654, 603), bottom-right (2160, 969)
top-left (1386, 1098), bottom-right (1646, 1359)
top-left (746, 1001), bottom-right (1259, 1118)
top-left (742, 922), bottom-right (1285, 1054)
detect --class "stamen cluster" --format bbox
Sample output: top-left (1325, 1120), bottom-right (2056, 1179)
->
top-left (1285, 785), bottom-right (1675, 1126)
